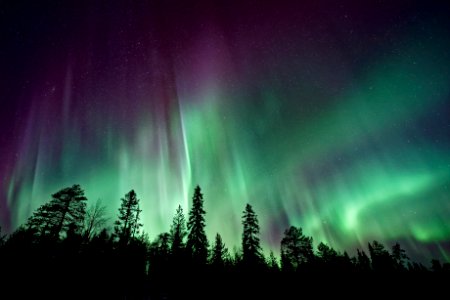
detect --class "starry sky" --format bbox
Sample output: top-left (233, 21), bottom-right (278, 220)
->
top-left (1, 0), bottom-right (450, 263)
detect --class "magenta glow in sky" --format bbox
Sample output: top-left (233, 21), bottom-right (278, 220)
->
top-left (1, 1), bottom-right (450, 263)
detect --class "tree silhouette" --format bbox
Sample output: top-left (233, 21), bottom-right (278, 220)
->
top-left (408, 261), bottom-right (428, 272)
top-left (340, 251), bottom-right (355, 271)
top-left (280, 226), bottom-right (314, 272)
top-left (210, 233), bottom-right (228, 269)
top-left (148, 231), bottom-right (171, 294)
top-left (267, 251), bottom-right (279, 271)
top-left (83, 199), bottom-right (109, 241)
top-left (149, 233), bottom-right (171, 270)
top-left (431, 259), bottom-right (442, 272)
top-left (0, 226), bottom-right (5, 246)
top-left (169, 204), bottom-right (187, 272)
top-left (4, 181), bottom-right (450, 299)
top-left (231, 246), bottom-right (243, 266)
top-left (27, 184), bottom-right (87, 238)
top-left (443, 263), bottom-right (450, 272)
top-left (317, 242), bottom-right (340, 270)
top-left (391, 242), bottom-right (409, 271)
top-left (127, 233), bottom-right (150, 283)
top-left (186, 185), bottom-right (208, 265)
top-left (27, 203), bottom-right (53, 235)
top-left (114, 190), bottom-right (142, 246)
top-left (356, 248), bottom-right (371, 271)
top-left (84, 228), bottom-right (115, 291)
top-left (368, 240), bottom-right (394, 271)
top-left (170, 205), bottom-right (187, 257)
top-left (317, 242), bottom-right (338, 262)
top-left (241, 203), bottom-right (264, 269)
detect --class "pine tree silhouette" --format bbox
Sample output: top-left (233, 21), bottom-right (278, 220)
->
top-left (186, 185), bottom-right (208, 265)
top-left (280, 226), bottom-right (314, 272)
top-left (114, 190), bottom-right (142, 246)
top-left (3, 182), bottom-right (450, 298)
top-left (241, 203), bottom-right (264, 269)
top-left (368, 240), bottom-right (394, 271)
top-left (317, 242), bottom-right (339, 270)
top-left (170, 204), bottom-right (187, 268)
top-left (317, 242), bottom-right (338, 262)
top-left (149, 233), bottom-right (171, 273)
top-left (211, 233), bottom-right (228, 269)
top-left (267, 251), bottom-right (279, 271)
top-left (170, 205), bottom-right (187, 251)
top-left (391, 242), bottom-right (409, 271)
top-left (356, 248), bottom-right (371, 271)
top-left (27, 184), bottom-right (87, 238)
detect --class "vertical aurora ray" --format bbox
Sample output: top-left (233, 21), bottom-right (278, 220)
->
top-left (1, 1), bottom-right (450, 263)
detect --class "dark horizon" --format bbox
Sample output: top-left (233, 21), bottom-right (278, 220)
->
top-left (1, 183), bottom-right (449, 299)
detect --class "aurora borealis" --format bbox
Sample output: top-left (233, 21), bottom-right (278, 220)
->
top-left (1, 1), bottom-right (450, 263)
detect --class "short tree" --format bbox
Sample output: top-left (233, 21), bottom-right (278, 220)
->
top-left (280, 226), bottom-right (314, 271)
top-left (210, 233), bottom-right (228, 268)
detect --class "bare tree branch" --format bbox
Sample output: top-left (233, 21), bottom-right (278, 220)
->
top-left (83, 199), bottom-right (109, 241)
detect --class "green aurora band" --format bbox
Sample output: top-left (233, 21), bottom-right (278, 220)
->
top-left (3, 3), bottom-right (450, 263)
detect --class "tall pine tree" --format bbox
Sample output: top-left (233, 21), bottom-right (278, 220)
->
top-left (241, 203), bottom-right (264, 268)
top-left (186, 185), bottom-right (208, 265)
top-left (114, 190), bottom-right (142, 245)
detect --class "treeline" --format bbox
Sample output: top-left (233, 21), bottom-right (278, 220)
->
top-left (0, 184), bottom-right (448, 298)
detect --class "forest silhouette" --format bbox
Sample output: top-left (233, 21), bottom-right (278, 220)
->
top-left (0, 184), bottom-right (449, 299)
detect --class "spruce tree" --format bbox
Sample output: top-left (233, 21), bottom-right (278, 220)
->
top-left (170, 205), bottom-right (187, 260)
top-left (186, 185), bottom-right (208, 265)
top-left (211, 233), bottom-right (228, 268)
top-left (241, 203), bottom-right (264, 268)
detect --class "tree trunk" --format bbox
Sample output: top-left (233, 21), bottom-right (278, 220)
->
top-left (54, 200), bottom-right (70, 238)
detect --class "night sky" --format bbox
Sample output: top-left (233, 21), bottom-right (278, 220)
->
top-left (1, 1), bottom-right (450, 263)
